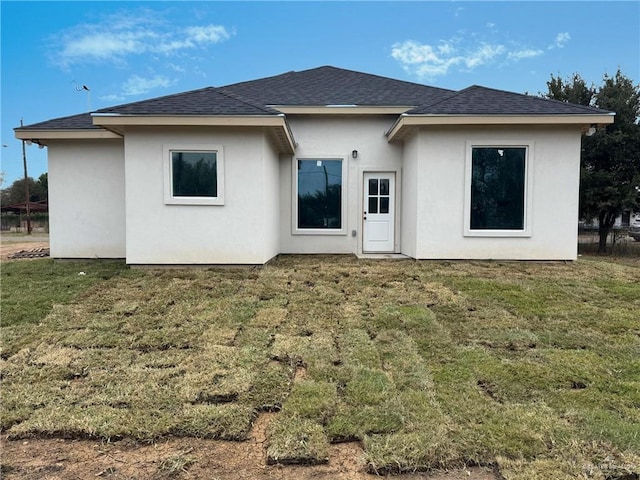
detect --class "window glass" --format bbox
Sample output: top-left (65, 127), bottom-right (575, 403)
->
top-left (380, 197), bottom-right (389, 214)
top-left (369, 179), bottom-right (378, 196)
top-left (368, 197), bottom-right (378, 214)
top-left (470, 147), bottom-right (525, 230)
top-left (172, 151), bottom-right (217, 197)
top-left (380, 179), bottom-right (389, 196)
top-left (297, 159), bottom-right (342, 229)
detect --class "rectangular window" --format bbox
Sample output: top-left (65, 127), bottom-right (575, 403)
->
top-left (163, 145), bottom-right (224, 205)
top-left (465, 144), bottom-right (531, 237)
top-left (296, 159), bottom-right (343, 231)
top-left (172, 151), bottom-right (217, 197)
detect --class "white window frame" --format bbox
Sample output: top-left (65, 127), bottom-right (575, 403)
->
top-left (463, 140), bottom-right (533, 237)
top-left (163, 144), bottom-right (224, 205)
top-left (293, 155), bottom-right (348, 235)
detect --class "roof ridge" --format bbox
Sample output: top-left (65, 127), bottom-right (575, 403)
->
top-left (221, 65), bottom-right (456, 95)
top-left (310, 65), bottom-right (456, 94)
top-left (409, 87), bottom-right (472, 112)
top-left (409, 84), bottom-right (611, 115)
top-left (463, 85), bottom-right (609, 114)
top-left (214, 88), bottom-right (281, 115)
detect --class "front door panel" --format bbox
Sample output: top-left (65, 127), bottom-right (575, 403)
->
top-left (363, 172), bottom-right (395, 253)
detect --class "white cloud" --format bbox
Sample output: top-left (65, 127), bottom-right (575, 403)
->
top-left (167, 63), bottom-right (186, 73)
top-left (185, 25), bottom-right (230, 44)
top-left (52, 11), bottom-right (232, 68)
top-left (391, 39), bottom-right (507, 79)
top-left (508, 48), bottom-right (544, 61)
top-left (122, 75), bottom-right (173, 96)
top-left (100, 93), bottom-right (126, 103)
top-left (551, 32), bottom-right (571, 49)
top-left (392, 31), bottom-right (558, 79)
top-left (464, 43), bottom-right (506, 68)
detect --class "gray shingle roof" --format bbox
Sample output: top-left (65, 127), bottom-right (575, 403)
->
top-left (16, 67), bottom-right (613, 131)
top-left (95, 87), bottom-right (281, 115)
top-left (18, 112), bottom-right (97, 130)
top-left (219, 65), bottom-right (454, 106)
top-left (408, 85), bottom-right (608, 115)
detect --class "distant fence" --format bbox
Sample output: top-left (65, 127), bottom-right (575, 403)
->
top-left (578, 227), bottom-right (640, 256)
top-left (0, 212), bottom-right (49, 233)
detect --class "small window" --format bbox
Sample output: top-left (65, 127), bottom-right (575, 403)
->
top-left (295, 158), bottom-right (346, 233)
top-left (172, 151), bottom-right (217, 197)
top-left (465, 144), bottom-right (531, 237)
top-left (163, 145), bottom-right (224, 205)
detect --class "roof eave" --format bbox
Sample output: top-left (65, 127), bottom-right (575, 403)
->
top-left (386, 113), bottom-right (616, 142)
top-left (14, 128), bottom-right (122, 145)
top-left (268, 105), bottom-right (416, 115)
top-left (92, 114), bottom-right (296, 153)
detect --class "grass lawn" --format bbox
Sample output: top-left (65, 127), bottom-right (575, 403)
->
top-left (1, 256), bottom-right (639, 479)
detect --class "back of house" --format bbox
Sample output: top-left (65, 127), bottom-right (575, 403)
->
top-left (15, 66), bottom-right (614, 264)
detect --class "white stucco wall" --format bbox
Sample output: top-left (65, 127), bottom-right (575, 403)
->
top-left (409, 125), bottom-right (582, 260)
top-left (400, 132), bottom-right (419, 258)
top-left (44, 119), bottom-right (583, 264)
top-left (123, 127), bottom-right (279, 264)
top-left (47, 139), bottom-right (126, 258)
top-left (279, 115), bottom-right (403, 254)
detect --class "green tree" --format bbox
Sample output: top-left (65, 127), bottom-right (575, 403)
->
top-left (546, 73), bottom-right (596, 106)
top-left (0, 176), bottom-right (48, 206)
top-left (38, 173), bottom-right (48, 191)
top-left (545, 70), bottom-right (640, 253)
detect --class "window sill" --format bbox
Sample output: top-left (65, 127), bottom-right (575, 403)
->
top-left (464, 229), bottom-right (531, 238)
top-left (293, 228), bottom-right (347, 236)
top-left (165, 197), bottom-right (224, 206)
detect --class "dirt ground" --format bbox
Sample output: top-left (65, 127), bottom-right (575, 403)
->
top-left (0, 236), bottom-right (49, 261)
top-left (1, 415), bottom-right (498, 479)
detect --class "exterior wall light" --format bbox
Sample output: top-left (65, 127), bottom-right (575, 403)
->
top-left (352, 150), bottom-right (358, 158)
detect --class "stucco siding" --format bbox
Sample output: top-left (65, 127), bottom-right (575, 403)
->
top-left (123, 127), bottom-right (276, 264)
top-left (279, 115), bottom-right (403, 254)
top-left (47, 139), bottom-right (125, 258)
top-left (413, 126), bottom-right (581, 260)
top-left (261, 135), bottom-right (281, 263)
top-left (400, 132), bottom-right (418, 258)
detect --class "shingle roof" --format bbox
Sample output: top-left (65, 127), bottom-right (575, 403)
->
top-left (95, 87), bottom-right (281, 115)
top-left (219, 65), bottom-right (454, 106)
top-left (408, 85), bottom-right (608, 115)
top-left (16, 66), bottom-right (613, 132)
top-left (18, 112), bottom-right (98, 130)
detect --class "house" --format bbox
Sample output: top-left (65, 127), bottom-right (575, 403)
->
top-left (15, 66), bottom-right (614, 264)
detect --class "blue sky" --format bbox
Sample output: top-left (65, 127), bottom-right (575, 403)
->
top-left (1, 1), bottom-right (638, 187)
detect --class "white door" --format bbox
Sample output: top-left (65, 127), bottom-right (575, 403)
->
top-left (363, 172), bottom-right (395, 253)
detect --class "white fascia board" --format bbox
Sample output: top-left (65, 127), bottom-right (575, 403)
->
top-left (91, 114), bottom-right (296, 152)
top-left (386, 113), bottom-right (615, 142)
top-left (14, 129), bottom-right (122, 143)
top-left (267, 105), bottom-right (415, 114)
top-left (91, 114), bottom-right (287, 127)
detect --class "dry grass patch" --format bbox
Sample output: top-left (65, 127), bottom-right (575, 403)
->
top-left (266, 415), bottom-right (329, 465)
top-left (1, 255), bottom-right (639, 478)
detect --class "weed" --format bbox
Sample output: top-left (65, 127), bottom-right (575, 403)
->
top-left (158, 451), bottom-right (196, 476)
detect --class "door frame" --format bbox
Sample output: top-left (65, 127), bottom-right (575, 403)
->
top-left (358, 168), bottom-right (401, 255)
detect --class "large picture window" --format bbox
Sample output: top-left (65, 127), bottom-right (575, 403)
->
top-left (163, 145), bottom-right (224, 205)
top-left (296, 158), bottom-right (344, 231)
top-left (465, 144), bottom-right (531, 236)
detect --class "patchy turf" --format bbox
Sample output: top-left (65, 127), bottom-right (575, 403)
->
top-left (1, 255), bottom-right (639, 478)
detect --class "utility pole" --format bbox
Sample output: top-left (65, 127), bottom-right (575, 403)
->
top-left (20, 119), bottom-right (32, 234)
